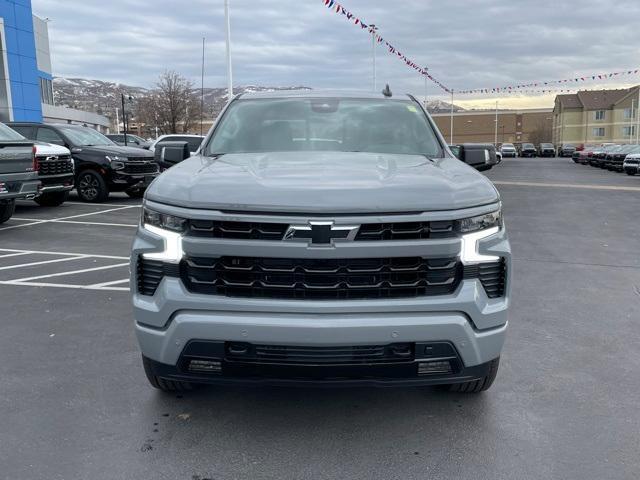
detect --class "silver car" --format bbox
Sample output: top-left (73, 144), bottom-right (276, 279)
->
top-left (131, 91), bottom-right (511, 393)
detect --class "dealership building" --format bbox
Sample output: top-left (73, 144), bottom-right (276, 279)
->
top-left (0, 0), bottom-right (108, 130)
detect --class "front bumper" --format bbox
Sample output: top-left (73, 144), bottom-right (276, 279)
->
top-left (38, 174), bottom-right (75, 194)
top-left (110, 172), bottom-right (159, 191)
top-left (131, 204), bottom-right (511, 383)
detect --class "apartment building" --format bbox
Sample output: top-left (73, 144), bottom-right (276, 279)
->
top-left (553, 86), bottom-right (640, 146)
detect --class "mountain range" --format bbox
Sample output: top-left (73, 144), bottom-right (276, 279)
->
top-left (52, 77), bottom-right (465, 124)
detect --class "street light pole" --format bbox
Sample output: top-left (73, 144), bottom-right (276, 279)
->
top-left (370, 24), bottom-right (378, 92)
top-left (494, 101), bottom-right (498, 146)
top-left (200, 37), bottom-right (205, 136)
top-left (115, 107), bottom-right (120, 134)
top-left (121, 94), bottom-right (128, 146)
top-left (224, 0), bottom-right (233, 103)
top-left (450, 89), bottom-right (454, 144)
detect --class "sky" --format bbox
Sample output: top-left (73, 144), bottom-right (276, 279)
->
top-left (33, 0), bottom-right (640, 109)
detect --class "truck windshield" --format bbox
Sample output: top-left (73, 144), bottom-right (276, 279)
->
top-left (205, 98), bottom-right (442, 157)
top-left (58, 127), bottom-right (114, 146)
top-left (0, 123), bottom-right (27, 141)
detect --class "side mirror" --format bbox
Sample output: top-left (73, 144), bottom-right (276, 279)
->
top-left (155, 141), bottom-right (190, 169)
top-left (456, 144), bottom-right (496, 172)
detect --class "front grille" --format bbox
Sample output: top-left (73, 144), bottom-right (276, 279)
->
top-left (182, 256), bottom-right (461, 300)
top-left (186, 220), bottom-right (457, 241)
top-left (355, 220), bottom-right (455, 241)
top-left (136, 257), bottom-right (179, 295)
top-left (188, 220), bottom-right (288, 240)
top-left (226, 343), bottom-right (414, 365)
top-left (463, 260), bottom-right (506, 298)
top-left (36, 156), bottom-right (73, 176)
top-left (123, 161), bottom-right (158, 175)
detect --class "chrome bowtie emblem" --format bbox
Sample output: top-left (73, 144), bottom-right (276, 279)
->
top-left (45, 156), bottom-right (59, 161)
top-left (284, 221), bottom-right (359, 244)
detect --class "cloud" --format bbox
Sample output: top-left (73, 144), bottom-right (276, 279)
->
top-left (32, 0), bottom-right (640, 108)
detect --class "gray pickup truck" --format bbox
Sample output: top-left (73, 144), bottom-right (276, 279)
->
top-left (131, 90), bottom-right (511, 393)
top-left (0, 123), bottom-right (40, 224)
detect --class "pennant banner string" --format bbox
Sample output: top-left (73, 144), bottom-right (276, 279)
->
top-left (457, 69), bottom-right (640, 95)
top-left (321, 0), bottom-right (451, 93)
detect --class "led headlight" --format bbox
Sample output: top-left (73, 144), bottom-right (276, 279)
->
top-left (459, 207), bottom-right (502, 264)
top-left (106, 155), bottom-right (126, 170)
top-left (141, 207), bottom-right (187, 263)
top-left (457, 209), bottom-right (502, 233)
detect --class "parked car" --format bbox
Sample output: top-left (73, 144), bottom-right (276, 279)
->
top-left (538, 143), bottom-right (555, 157)
top-left (558, 144), bottom-right (576, 157)
top-left (132, 91), bottom-right (511, 393)
top-left (0, 123), bottom-right (39, 224)
top-left (449, 143), bottom-right (498, 171)
top-left (589, 144), bottom-right (621, 168)
top-left (106, 134), bottom-right (152, 150)
top-left (572, 146), bottom-right (598, 164)
top-left (496, 150), bottom-right (502, 163)
top-left (500, 143), bottom-right (517, 157)
top-left (623, 153), bottom-right (640, 175)
top-left (520, 143), bottom-right (537, 157)
top-left (32, 142), bottom-right (75, 206)
top-left (9, 123), bottom-right (159, 203)
top-left (149, 134), bottom-right (204, 156)
top-left (605, 145), bottom-right (640, 172)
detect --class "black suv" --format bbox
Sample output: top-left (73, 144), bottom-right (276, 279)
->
top-left (520, 143), bottom-right (537, 157)
top-left (8, 123), bottom-right (159, 203)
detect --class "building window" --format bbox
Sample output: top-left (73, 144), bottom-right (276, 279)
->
top-left (623, 126), bottom-right (636, 137)
top-left (624, 108), bottom-right (633, 119)
top-left (39, 78), bottom-right (54, 105)
top-left (594, 110), bottom-right (605, 121)
top-left (592, 127), bottom-right (605, 137)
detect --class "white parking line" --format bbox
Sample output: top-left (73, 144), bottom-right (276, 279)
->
top-left (0, 252), bottom-right (31, 259)
top-left (0, 205), bottom-right (138, 231)
top-left (0, 248), bottom-right (128, 260)
top-left (11, 218), bottom-right (137, 228)
top-left (0, 255), bottom-right (87, 271)
top-left (64, 201), bottom-right (142, 208)
top-left (0, 280), bottom-right (130, 292)
top-left (89, 278), bottom-right (130, 288)
top-left (493, 180), bottom-right (640, 192)
top-left (11, 262), bottom-right (129, 283)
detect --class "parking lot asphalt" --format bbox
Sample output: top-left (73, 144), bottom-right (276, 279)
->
top-left (1, 158), bottom-right (639, 480)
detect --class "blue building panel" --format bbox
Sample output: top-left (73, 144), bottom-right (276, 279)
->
top-left (1, 0), bottom-right (42, 122)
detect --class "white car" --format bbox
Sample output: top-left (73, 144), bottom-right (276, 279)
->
top-left (149, 134), bottom-right (205, 156)
top-left (500, 143), bottom-right (517, 158)
top-left (623, 153), bottom-right (640, 176)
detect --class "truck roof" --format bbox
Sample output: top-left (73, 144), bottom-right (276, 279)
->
top-left (238, 89), bottom-right (413, 100)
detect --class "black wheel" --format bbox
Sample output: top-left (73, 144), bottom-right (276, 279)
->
top-left (125, 188), bottom-right (145, 199)
top-left (0, 199), bottom-right (15, 224)
top-left (34, 191), bottom-right (69, 207)
top-left (446, 357), bottom-right (500, 393)
top-left (142, 356), bottom-right (195, 393)
top-left (76, 170), bottom-right (108, 203)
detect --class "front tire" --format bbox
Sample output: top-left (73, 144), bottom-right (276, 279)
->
top-left (142, 356), bottom-right (196, 393)
top-left (76, 170), bottom-right (109, 203)
top-left (0, 199), bottom-right (15, 224)
top-left (35, 191), bottom-right (69, 207)
top-left (446, 357), bottom-right (500, 393)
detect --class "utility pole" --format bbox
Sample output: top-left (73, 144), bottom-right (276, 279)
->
top-left (370, 24), bottom-right (378, 92)
top-left (424, 67), bottom-right (429, 110)
top-left (200, 37), bottom-right (205, 136)
top-left (115, 107), bottom-right (120, 134)
top-left (450, 89), bottom-right (454, 144)
top-left (494, 101), bottom-right (498, 146)
top-left (630, 99), bottom-right (635, 144)
top-left (224, 0), bottom-right (233, 103)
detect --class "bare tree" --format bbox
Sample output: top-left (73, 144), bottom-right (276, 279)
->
top-left (135, 71), bottom-right (202, 135)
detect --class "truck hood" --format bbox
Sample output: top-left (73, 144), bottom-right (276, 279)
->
top-left (146, 152), bottom-right (499, 213)
top-left (34, 142), bottom-right (71, 156)
top-left (72, 145), bottom-right (154, 157)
